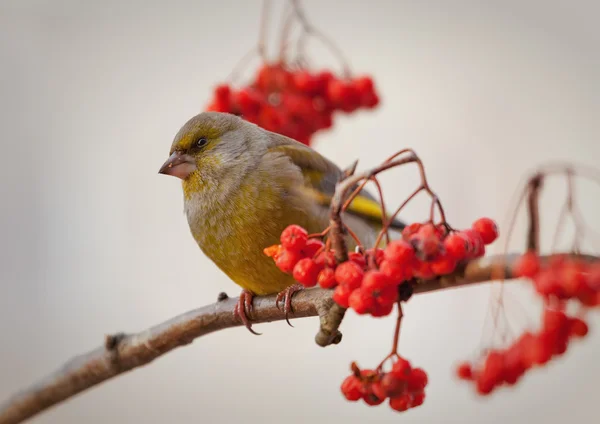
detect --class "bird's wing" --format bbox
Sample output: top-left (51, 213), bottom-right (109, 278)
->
top-left (265, 131), bottom-right (405, 230)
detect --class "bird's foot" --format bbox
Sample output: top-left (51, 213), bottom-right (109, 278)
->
top-left (233, 290), bottom-right (261, 335)
top-left (275, 284), bottom-right (304, 327)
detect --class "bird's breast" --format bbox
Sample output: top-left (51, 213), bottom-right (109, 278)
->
top-left (183, 171), bottom-right (328, 295)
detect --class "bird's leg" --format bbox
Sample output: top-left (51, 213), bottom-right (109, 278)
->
top-left (233, 289), bottom-right (261, 335)
top-left (275, 284), bottom-right (304, 327)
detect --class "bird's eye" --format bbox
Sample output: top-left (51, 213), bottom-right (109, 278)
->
top-left (196, 137), bottom-right (208, 148)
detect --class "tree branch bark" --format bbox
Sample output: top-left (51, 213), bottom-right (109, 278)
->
top-left (2, 252), bottom-right (595, 424)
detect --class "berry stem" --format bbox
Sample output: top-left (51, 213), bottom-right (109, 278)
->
top-left (258, 0), bottom-right (271, 61)
top-left (308, 227), bottom-right (331, 239)
top-left (374, 186), bottom-right (423, 248)
top-left (226, 47), bottom-right (260, 86)
top-left (277, 1), bottom-right (295, 63)
top-left (226, 0), bottom-right (272, 84)
top-left (343, 223), bottom-right (364, 251)
top-left (289, 0), bottom-right (352, 78)
top-left (391, 303), bottom-right (404, 355)
top-left (371, 175), bottom-right (391, 245)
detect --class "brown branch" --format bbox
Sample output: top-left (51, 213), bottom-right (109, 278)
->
top-left (1, 253), bottom-right (596, 424)
top-left (527, 174), bottom-right (543, 252)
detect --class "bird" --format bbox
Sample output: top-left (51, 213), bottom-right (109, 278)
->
top-left (158, 111), bottom-right (405, 333)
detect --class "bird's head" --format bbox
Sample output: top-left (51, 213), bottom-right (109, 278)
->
top-left (159, 112), bottom-right (265, 196)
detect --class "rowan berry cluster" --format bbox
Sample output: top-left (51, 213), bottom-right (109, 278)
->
top-left (205, 63), bottom-right (380, 145)
top-left (341, 357), bottom-right (428, 412)
top-left (264, 217), bottom-right (499, 317)
top-left (456, 249), bottom-right (599, 395)
top-left (514, 252), bottom-right (600, 306)
top-left (456, 307), bottom-right (589, 395)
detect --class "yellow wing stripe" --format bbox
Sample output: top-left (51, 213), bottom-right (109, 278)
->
top-left (310, 190), bottom-right (385, 223)
top-left (346, 195), bottom-right (385, 221)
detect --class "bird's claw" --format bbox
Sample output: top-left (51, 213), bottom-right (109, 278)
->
top-left (275, 284), bottom-right (304, 327)
top-left (233, 290), bottom-right (261, 335)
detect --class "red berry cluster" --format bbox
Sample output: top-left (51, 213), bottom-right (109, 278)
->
top-left (341, 358), bottom-right (428, 412)
top-left (514, 252), bottom-right (600, 306)
top-left (206, 63), bottom-right (380, 145)
top-left (264, 217), bottom-right (499, 317)
top-left (456, 307), bottom-right (589, 395)
top-left (456, 250), bottom-right (599, 395)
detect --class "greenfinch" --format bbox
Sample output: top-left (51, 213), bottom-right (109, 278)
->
top-left (159, 112), bottom-right (404, 331)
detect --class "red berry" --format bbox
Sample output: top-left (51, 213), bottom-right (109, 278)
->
top-left (370, 300), bottom-right (395, 317)
top-left (444, 232), bottom-right (469, 260)
top-left (355, 76), bottom-right (374, 94)
top-left (407, 368), bottom-right (428, 392)
top-left (417, 223), bottom-right (437, 238)
top-left (380, 259), bottom-right (410, 282)
top-left (363, 92), bottom-right (380, 108)
top-left (380, 373), bottom-right (407, 398)
top-left (503, 344), bottom-right (526, 385)
top-left (435, 224), bottom-right (449, 238)
top-left (362, 270), bottom-right (394, 291)
top-left (472, 217), bottom-right (499, 245)
top-left (587, 263), bottom-right (600, 291)
top-left (371, 381), bottom-right (388, 401)
top-left (341, 375), bottom-right (362, 401)
top-left (335, 261), bottom-right (365, 290)
top-left (275, 249), bottom-right (303, 273)
top-left (543, 308), bottom-right (568, 334)
top-left (292, 258), bottom-right (322, 287)
top-left (480, 351), bottom-right (505, 388)
top-left (326, 80), bottom-right (347, 104)
top-left (235, 88), bottom-right (262, 114)
top-left (456, 362), bottom-right (473, 380)
top-left (314, 250), bottom-right (336, 268)
top-left (389, 393), bottom-right (412, 412)
top-left (293, 71), bottom-right (318, 93)
top-left (476, 378), bottom-right (494, 396)
top-left (280, 225), bottom-right (308, 252)
top-left (206, 97), bottom-right (231, 112)
top-left (301, 238), bottom-right (324, 258)
top-left (430, 254), bottom-right (457, 275)
top-left (362, 384), bottom-right (385, 406)
top-left (569, 318), bottom-right (589, 338)
top-left (412, 260), bottom-right (435, 279)
top-left (375, 285), bottom-right (399, 306)
top-left (412, 235), bottom-right (442, 260)
top-left (317, 267), bottom-right (337, 289)
top-left (391, 358), bottom-right (412, 379)
top-left (349, 252), bottom-right (367, 269)
top-left (527, 335), bottom-right (553, 365)
top-left (333, 284), bottom-right (353, 308)
top-left (514, 251), bottom-right (541, 278)
top-left (214, 84), bottom-right (231, 100)
top-left (559, 261), bottom-right (587, 297)
top-left (365, 248), bottom-right (385, 267)
top-left (349, 289), bottom-right (375, 314)
top-left (533, 272), bottom-right (561, 297)
top-left (402, 223), bottom-right (422, 240)
top-left (464, 229), bottom-right (485, 258)
top-left (384, 240), bottom-right (416, 264)
top-left (411, 391), bottom-right (425, 407)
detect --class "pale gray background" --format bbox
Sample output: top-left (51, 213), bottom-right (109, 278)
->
top-left (1, 0), bottom-right (599, 423)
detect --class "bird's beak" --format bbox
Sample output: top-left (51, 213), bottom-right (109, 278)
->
top-left (158, 151), bottom-right (197, 180)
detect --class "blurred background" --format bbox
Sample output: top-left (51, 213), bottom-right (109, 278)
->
top-left (1, 0), bottom-right (599, 423)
